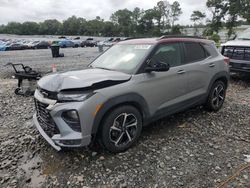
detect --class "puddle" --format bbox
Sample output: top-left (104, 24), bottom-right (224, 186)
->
top-left (18, 152), bottom-right (46, 188)
top-left (41, 153), bottom-right (64, 175)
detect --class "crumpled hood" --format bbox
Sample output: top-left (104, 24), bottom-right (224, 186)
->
top-left (221, 40), bottom-right (250, 47)
top-left (38, 68), bottom-right (131, 92)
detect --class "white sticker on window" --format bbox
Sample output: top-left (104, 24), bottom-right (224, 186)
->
top-left (134, 45), bottom-right (151, 50)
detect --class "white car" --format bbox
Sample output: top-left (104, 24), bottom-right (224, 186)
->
top-left (221, 28), bottom-right (250, 74)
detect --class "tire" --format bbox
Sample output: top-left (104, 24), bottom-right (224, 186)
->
top-left (205, 81), bottom-right (226, 111)
top-left (100, 105), bottom-right (142, 153)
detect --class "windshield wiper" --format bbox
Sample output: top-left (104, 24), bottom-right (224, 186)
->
top-left (238, 38), bottom-right (250, 40)
top-left (94, 67), bottom-right (113, 71)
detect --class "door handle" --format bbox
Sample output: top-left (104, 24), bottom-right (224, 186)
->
top-left (209, 63), bottom-right (215, 67)
top-left (177, 70), bottom-right (186, 74)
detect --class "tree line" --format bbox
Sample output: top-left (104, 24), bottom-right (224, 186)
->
top-left (0, 0), bottom-right (249, 38)
top-left (191, 0), bottom-right (250, 38)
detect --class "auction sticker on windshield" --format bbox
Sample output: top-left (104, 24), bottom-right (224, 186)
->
top-left (134, 45), bottom-right (152, 50)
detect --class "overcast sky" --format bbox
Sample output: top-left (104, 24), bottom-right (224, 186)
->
top-left (0, 0), bottom-right (208, 25)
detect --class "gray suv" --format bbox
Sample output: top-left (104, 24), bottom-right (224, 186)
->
top-left (33, 36), bottom-right (229, 153)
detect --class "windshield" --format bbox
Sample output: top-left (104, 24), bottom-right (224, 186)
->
top-left (237, 28), bottom-right (250, 40)
top-left (90, 44), bottom-right (152, 74)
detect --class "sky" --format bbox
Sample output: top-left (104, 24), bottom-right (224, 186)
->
top-left (0, 0), bottom-right (208, 25)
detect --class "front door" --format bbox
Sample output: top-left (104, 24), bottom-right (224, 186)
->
top-left (137, 42), bottom-right (189, 116)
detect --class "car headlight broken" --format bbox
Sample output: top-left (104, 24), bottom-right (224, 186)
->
top-left (57, 92), bottom-right (94, 102)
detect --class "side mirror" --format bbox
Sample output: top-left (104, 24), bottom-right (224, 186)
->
top-left (145, 62), bottom-right (170, 73)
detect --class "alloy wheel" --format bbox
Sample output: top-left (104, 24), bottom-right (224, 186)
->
top-left (212, 84), bottom-right (225, 108)
top-left (109, 113), bottom-right (138, 147)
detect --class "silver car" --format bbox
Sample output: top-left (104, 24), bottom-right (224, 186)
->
top-left (33, 36), bottom-right (230, 153)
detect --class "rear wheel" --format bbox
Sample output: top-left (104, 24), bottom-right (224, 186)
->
top-left (100, 106), bottom-right (142, 153)
top-left (205, 81), bottom-right (226, 111)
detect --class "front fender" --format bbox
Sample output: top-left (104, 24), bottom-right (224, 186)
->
top-left (91, 93), bottom-right (150, 134)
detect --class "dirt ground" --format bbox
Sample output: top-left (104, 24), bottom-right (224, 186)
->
top-left (0, 48), bottom-right (249, 188)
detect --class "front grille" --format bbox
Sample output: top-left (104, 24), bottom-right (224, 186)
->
top-left (38, 88), bottom-right (57, 100)
top-left (34, 99), bottom-right (59, 137)
top-left (223, 46), bottom-right (250, 61)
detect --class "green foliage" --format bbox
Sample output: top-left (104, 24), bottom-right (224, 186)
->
top-left (205, 0), bottom-right (250, 38)
top-left (21, 22), bottom-right (40, 35)
top-left (39, 19), bottom-right (62, 35)
top-left (170, 25), bottom-right (182, 34)
top-left (170, 1), bottom-right (182, 27)
top-left (0, 1), bottom-right (183, 37)
top-left (191, 11), bottom-right (206, 36)
top-left (209, 33), bottom-right (221, 43)
top-left (240, 0), bottom-right (250, 23)
top-left (191, 11), bottom-right (206, 24)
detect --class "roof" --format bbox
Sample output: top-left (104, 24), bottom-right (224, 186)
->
top-left (119, 36), bottom-right (212, 45)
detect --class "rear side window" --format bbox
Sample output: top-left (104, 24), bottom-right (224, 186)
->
top-left (184, 42), bottom-right (207, 63)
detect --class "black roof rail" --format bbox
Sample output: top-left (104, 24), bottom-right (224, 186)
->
top-left (158, 35), bottom-right (206, 40)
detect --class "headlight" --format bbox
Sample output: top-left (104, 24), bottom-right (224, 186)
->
top-left (57, 92), bottom-right (94, 102)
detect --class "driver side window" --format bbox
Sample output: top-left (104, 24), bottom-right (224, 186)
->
top-left (151, 43), bottom-right (182, 67)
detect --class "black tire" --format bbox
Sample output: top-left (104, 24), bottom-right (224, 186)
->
top-left (14, 88), bottom-right (24, 96)
top-left (205, 81), bottom-right (226, 111)
top-left (100, 105), bottom-right (142, 153)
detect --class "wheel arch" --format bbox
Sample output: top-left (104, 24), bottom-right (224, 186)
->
top-left (91, 93), bottom-right (150, 135)
top-left (207, 71), bottom-right (229, 94)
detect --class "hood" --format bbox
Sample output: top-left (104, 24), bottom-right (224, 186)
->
top-left (221, 40), bottom-right (250, 47)
top-left (38, 68), bottom-right (131, 92)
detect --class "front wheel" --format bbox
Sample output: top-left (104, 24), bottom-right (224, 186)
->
top-left (100, 106), bottom-right (142, 153)
top-left (205, 81), bottom-right (226, 111)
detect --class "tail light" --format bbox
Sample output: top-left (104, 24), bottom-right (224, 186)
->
top-left (224, 56), bottom-right (230, 65)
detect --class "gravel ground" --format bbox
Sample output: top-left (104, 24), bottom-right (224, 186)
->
top-left (0, 49), bottom-right (250, 188)
top-left (0, 47), bottom-right (102, 78)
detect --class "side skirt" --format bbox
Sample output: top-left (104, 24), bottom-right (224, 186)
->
top-left (144, 94), bottom-right (207, 126)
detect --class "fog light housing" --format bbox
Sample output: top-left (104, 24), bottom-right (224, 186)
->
top-left (62, 110), bottom-right (81, 132)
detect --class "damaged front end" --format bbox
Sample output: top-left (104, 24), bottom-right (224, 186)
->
top-left (33, 68), bottom-right (131, 150)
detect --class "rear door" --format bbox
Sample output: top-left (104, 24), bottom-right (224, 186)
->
top-left (182, 42), bottom-right (213, 98)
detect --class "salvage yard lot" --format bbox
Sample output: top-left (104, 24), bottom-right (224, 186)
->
top-left (0, 48), bottom-right (250, 187)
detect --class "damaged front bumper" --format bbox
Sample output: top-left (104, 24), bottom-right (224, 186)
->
top-left (33, 89), bottom-right (93, 151)
top-left (33, 113), bottom-right (61, 151)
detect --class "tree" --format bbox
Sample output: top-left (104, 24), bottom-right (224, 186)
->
top-left (20, 22), bottom-right (40, 35)
top-left (39, 19), bottom-right (62, 35)
top-left (226, 0), bottom-right (241, 38)
top-left (62, 16), bottom-right (84, 35)
top-left (206, 0), bottom-right (228, 34)
top-left (156, 1), bottom-right (171, 29)
top-left (102, 21), bottom-right (117, 37)
top-left (131, 7), bottom-right (142, 35)
top-left (191, 11), bottom-right (206, 35)
top-left (170, 1), bottom-right (182, 27)
top-left (110, 9), bottom-right (133, 36)
top-left (3, 22), bottom-right (22, 34)
top-left (240, 0), bottom-right (250, 23)
top-left (191, 11), bottom-right (206, 24)
top-left (85, 18), bottom-right (104, 36)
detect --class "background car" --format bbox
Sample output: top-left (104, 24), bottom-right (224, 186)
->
top-left (221, 28), bottom-right (250, 74)
top-left (5, 43), bottom-right (26, 51)
top-left (59, 40), bottom-right (75, 48)
top-left (32, 41), bottom-right (50, 49)
top-left (72, 40), bottom-right (81, 48)
top-left (81, 38), bottom-right (97, 47)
